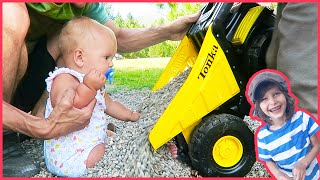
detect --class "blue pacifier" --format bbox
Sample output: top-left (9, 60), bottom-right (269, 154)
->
top-left (105, 68), bottom-right (115, 84)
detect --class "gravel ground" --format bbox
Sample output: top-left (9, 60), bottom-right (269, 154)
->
top-left (21, 69), bottom-right (270, 178)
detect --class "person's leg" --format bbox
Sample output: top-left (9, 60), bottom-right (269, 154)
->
top-left (12, 36), bottom-right (56, 113)
top-left (11, 16), bottom-right (60, 113)
top-left (167, 141), bottom-right (178, 159)
top-left (266, 3), bottom-right (318, 118)
top-left (86, 144), bottom-right (105, 168)
top-left (2, 3), bottom-right (29, 103)
top-left (2, 3), bottom-right (40, 177)
top-left (106, 130), bottom-right (116, 137)
top-left (265, 3), bottom-right (286, 69)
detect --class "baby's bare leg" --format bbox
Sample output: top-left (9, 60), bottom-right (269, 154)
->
top-left (86, 144), bottom-right (105, 168)
top-left (106, 130), bottom-right (116, 138)
top-left (86, 127), bottom-right (116, 168)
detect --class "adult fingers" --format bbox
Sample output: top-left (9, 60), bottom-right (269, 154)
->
top-left (48, 89), bottom-right (75, 122)
top-left (189, 11), bottom-right (201, 22)
top-left (57, 88), bottom-right (75, 111)
top-left (44, 89), bottom-right (77, 138)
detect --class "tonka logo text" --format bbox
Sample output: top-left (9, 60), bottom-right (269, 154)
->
top-left (198, 45), bottom-right (218, 79)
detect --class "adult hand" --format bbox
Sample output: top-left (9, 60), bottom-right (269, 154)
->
top-left (2, 89), bottom-right (95, 139)
top-left (43, 88), bottom-right (96, 138)
top-left (292, 162), bottom-right (306, 180)
top-left (164, 12), bottom-right (200, 41)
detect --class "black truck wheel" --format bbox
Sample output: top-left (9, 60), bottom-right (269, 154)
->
top-left (189, 113), bottom-right (255, 177)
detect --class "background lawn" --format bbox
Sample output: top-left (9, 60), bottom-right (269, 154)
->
top-left (106, 57), bottom-right (170, 93)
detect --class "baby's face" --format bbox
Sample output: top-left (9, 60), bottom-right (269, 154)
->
top-left (82, 29), bottom-right (117, 74)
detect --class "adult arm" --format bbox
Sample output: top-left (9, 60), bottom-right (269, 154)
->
top-left (3, 89), bottom-right (95, 139)
top-left (292, 134), bottom-right (320, 180)
top-left (47, 3), bottom-right (200, 58)
top-left (104, 12), bottom-right (200, 53)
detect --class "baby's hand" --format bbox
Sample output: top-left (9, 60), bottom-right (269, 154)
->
top-left (129, 111), bottom-right (140, 122)
top-left (83, 69), bottom-right (106, 91)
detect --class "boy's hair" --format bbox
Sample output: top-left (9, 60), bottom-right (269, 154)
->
top-left (253, 81), bottom-right (295, 124)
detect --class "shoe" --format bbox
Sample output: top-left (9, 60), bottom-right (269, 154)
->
top-left (18, 133), bottom-right (32, 142)
top-left (3, 132), bottom-right (40, 177)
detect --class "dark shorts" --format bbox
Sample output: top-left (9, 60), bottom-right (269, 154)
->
top-left (12, 36), bottom-right (56, 112)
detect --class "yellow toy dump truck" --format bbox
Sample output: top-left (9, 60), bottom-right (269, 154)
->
top-left (149, 3), bottom-right (275, 177)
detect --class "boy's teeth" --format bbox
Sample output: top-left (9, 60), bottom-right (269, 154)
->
top-left (270, 106), bottom-right (280, 112)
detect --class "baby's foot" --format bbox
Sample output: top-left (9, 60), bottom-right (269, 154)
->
top-left (167, 141), bottom-right (178, 159)
top-left (106, 130), bottom-right (115, 137)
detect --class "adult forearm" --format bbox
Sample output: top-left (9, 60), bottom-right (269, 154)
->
top-left (3, 100), bottom-right (52, 139)
top-left (105, 12), bottom-right (200, 53)
top-left (116, 26), bottom-right (169, 53)
top-left (3, 89), bottom-right (94, 139)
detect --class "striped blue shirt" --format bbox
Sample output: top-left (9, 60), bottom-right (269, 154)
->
top-left (257, 111), bottom-right (320, 180)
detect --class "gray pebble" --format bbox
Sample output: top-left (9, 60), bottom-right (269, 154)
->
top-left (21, 68), bottom-right (269, 178)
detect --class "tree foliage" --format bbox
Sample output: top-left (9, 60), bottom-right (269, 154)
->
top-left (146, 3), bottom-right (203, 58)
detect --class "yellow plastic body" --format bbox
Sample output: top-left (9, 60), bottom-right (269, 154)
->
top-left (232, 6), bottom-right (264, 45)
top-left (181, 118), bottom-right (201, 144)
top-left (149, 25), bottom-right (240, 150)
top-left (212, 135), bottom-right (243, 167)
top-left (152, 36), bottom-right (198, 92)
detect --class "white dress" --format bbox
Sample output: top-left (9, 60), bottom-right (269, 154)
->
top-left (44, 67), bottom-right (107, 177)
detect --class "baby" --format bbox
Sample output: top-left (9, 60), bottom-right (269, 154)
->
top-left (43, 16), bottom-right (140, 177)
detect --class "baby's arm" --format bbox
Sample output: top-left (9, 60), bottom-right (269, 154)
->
top-left (104, 93), bottom-right (140, 122)
top-left (265, 161), bottom-right (292, 180)
top-left (74, 69), bottom-right (106, 108)
top-left (293, 134), bottom-right (320, 180)
top-left (51, 69), bottom-right (105, 109)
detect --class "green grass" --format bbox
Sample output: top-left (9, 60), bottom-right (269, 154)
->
top-left (106, 57), bottom-right (170, 93)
